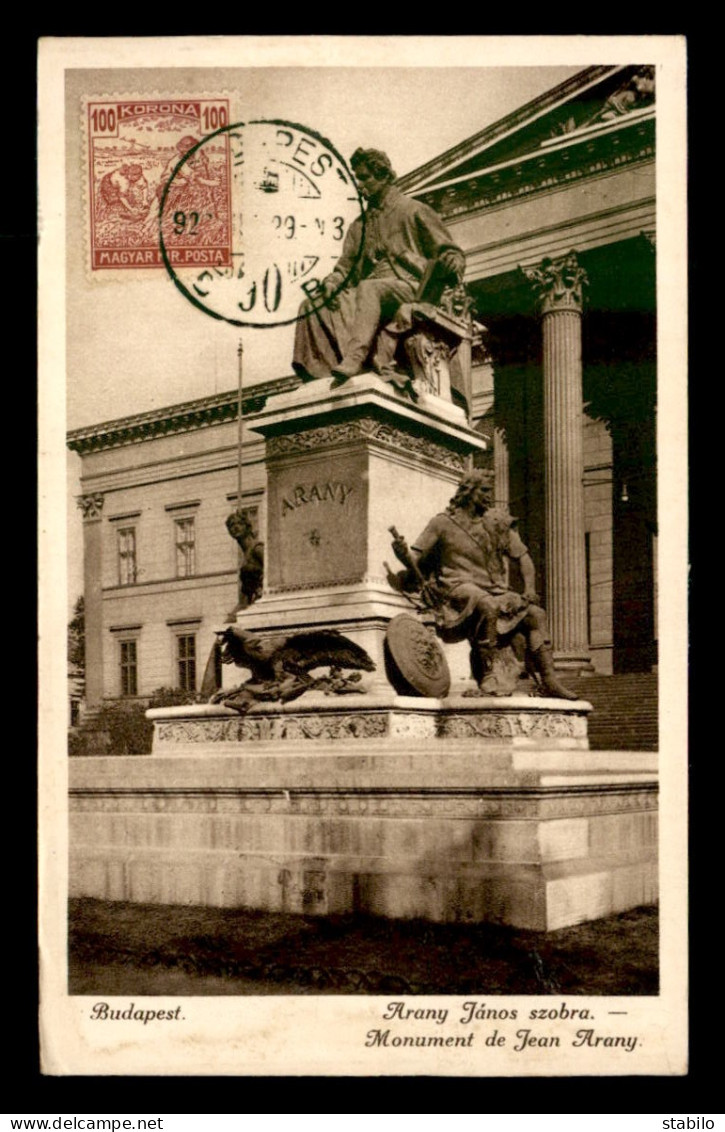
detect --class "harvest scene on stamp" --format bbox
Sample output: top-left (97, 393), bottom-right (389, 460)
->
top-left (88, 99), bottom-right (232, 268)
top-left (67, 64), bottom-right (658, 998)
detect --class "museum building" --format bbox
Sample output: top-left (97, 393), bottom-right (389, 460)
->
top-left (68, 64), bottom-right (657, 710)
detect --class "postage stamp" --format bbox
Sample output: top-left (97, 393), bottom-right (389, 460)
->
top-left (159, 119), bottom-right (364, 327)
top-left (85, 96), bottom-right (233, 270)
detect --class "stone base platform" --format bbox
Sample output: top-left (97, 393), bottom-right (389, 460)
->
top-left (68, 701), bottom-right (658, 931)
top-left (149, 694), bottom-right (593, 751)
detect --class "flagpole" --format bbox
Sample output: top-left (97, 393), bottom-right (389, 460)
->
top-left (236, 339), bottom-right (243, 509)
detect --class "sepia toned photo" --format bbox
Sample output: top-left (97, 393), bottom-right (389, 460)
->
top-left (38, 36), bottom-right (688, 1076)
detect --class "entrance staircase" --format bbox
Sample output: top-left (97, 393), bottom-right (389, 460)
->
top-left (567, 672), bottom-right (659, 751)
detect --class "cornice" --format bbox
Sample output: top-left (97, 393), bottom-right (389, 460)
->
top-left (413, 114), bottom-right (654, 224)
top-left (463, 197), bottom-right (655, 284)
top-left (67, 374), bottom-right (301, 456)
top-left (77, 441), bottom-right (267, 496)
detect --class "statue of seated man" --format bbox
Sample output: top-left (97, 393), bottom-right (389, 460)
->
top-left (389, 470), bottom-right (577, 699)
top-left (292, 146), bottom-right (465, 389)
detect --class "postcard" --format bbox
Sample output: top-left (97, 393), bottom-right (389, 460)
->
top-left (38, 35), bottom-right (688, 1076)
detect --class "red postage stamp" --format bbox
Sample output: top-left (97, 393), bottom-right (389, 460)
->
top-left (85, 97), bottom-right (232, 270)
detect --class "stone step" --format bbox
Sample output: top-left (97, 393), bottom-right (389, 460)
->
top-left (566, 673), bottom-right (658, 751)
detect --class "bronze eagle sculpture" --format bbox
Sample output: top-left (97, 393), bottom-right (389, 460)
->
top-left (210, 627), bottom-right (376, 713)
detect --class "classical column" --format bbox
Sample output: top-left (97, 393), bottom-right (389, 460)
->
top-left (493, 425), bottom-right (510, 510)
top-left (523, 252), bottom-right (591, 670)
top-left (77, 492), bottom-right (105, 709)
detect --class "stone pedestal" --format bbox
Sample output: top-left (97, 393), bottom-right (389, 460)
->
top-left (150, 693), bottom-right (593, 750)
top-left (69, 699), bottom-right (658, 932)
top-left (234, 374), bottom-right (488, 691)
top-left (67, 372), bottom-right (658, 934)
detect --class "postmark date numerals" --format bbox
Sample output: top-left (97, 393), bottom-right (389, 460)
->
top-left (273, 215), bottom-right (345, 241)
top-left (173, 211), bottom-right (200, 236)
top-left (273, 215), bottom-right (297, 239)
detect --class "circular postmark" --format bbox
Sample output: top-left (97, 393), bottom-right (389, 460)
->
top-left (159, 119), bottom-right (365, 328)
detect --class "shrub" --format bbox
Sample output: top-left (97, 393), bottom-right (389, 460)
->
top-left (68, 730), bottom-right (88, 758)
top-left (69, 687), bottom-right (200, 756)
top-left (95, 700), bottom-right (153, 756)
top-left (148, 686), bottom-right (199, 709)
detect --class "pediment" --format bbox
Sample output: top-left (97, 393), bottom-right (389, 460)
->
top-left (398, 65), bottom-right (655, 194)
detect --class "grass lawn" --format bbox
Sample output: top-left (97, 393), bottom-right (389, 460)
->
top-left (69, 898), bottom-right (658, 997)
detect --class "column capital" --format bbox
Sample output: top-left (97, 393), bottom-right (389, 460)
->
top-left (77, 492), bottom-right (105, 521)
top-left (522, 251), bottom-right (588, 315)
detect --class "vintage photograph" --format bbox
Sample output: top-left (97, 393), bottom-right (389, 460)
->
top-left (39, 36), bottom-right (687, 1076)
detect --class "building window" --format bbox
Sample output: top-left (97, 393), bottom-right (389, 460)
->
top-left (177, 634), bottom-right (196, 692)
top-left (175, 517), bottom-right (196, 578)
top-left (239, 505), bottom-right (259, 532)
top-left (120, 640), bottom-right (138, 696)
top-left (226, 497), bottom-right (261, 540)
top-left (118, 527), bottom-right (137, 586)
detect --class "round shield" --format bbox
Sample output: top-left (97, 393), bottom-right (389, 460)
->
top-left (385, 614), bottom-right (451, 698)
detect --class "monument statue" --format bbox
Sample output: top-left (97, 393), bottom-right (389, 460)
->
top-left (211, 627), bottom-right (376, 714)
top-left (292, 147), bottom-right (466, 393)
top-left (225, 510), bottom-right (264, 608)
top-left (388, 470), bottom-right (577, 699)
